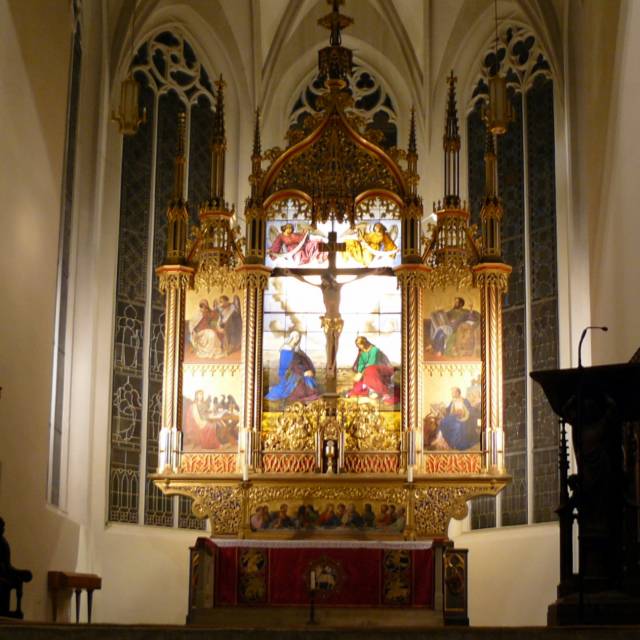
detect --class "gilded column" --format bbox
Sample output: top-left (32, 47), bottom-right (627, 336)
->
top-left (241, 109), bottom-right (270, 471)
top-left (396, 109), bottom-right (427, 476)
top-left (157, 112), bottom-right (194, 473)
top-left (396, 265), bottom-right (427, 474)
top-left (472, 129), bottom-right (511, 474)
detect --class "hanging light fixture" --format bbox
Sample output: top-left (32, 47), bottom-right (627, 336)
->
top-left (483, 0), bottom-right (513, 135)
top-left (112, 0), bottom-right (147, 136)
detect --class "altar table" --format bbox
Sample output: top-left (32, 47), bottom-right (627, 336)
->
top-left (188, 538), bottom-right (434, 612)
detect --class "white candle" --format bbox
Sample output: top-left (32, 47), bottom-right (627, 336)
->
top-left (310, 570), bottom-right (316, 590)
top-left (407, 465), bottom-right (414, 483)
top-left (242, 463), bottom-right (249, 482)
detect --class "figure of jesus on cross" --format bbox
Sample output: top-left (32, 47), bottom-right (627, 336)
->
top-left (272, 229), bottom-right (393, 395)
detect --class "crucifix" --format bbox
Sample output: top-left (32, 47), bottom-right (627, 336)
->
top-left (272, 229), bottom-right (393, 395)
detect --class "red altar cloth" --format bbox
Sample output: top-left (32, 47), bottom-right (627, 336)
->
top-left (198, 539), bottom-right (434, 608)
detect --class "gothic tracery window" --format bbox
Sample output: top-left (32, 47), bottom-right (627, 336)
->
top-left (108, 30), bottom-right (214, 529)
top-left (289, 65), bottom-right (398, 148)
top-left (467, 26), bottom-right (559, 528)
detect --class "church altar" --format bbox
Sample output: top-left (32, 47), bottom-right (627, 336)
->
top-left (150, 0), bottom-right (511, 546)
top-left (189, 537), bottom-right (434, 612)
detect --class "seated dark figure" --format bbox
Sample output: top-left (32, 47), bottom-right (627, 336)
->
top-left (0, 517), bottom-right (32, 619)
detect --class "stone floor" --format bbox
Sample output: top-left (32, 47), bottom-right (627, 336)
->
top-left (3, 623), bottom-right (640, 640)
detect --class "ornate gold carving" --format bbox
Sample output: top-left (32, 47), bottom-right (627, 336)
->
top-left (344, 453), bottom-right (400, 474)
top-left (422, 454), bottom-right (482, 475)
top-left (194, 263), bottom-right (241, 293)
top-left (413, 487), bottom-right (473, 537)
top-left (247, 484), bottom-right (408, 508)
top-left (341, 402), bottom-right (400, 451)
top-left (157, 267), bottom-right (193, 293)
top-left (155, 476), bottom-right (508, 540)
top-left (265, 117), bottom-right (401, 216)
top-left (413, 485), bottom-right (500, 537)
top-left (237, 266), bottom-right (270, 291)
top-left (192, 208), bottom-right (243, 292)
top-left (173, 484), bottom-right (242, 536)
top-left (472, 266), bottom-right (511, 292)
top-left (403, 202), bottom-right (424, 220)
top-left (183, 363), bottom-right (242, 377)
top-left (395, 266), bottom-right (430, 289)
top-left (425, 263), bottom-right (473, 290)
top-left (262, 403), bottom-right (317, 452)
top-left (264, 196), bottom-right (311, 220)
top-left (355, 196), bottom-right (400, 219)
top-left (180, 453), bottom-right (238, 474)
top-left (423, 207), bottom-right (481, 290)
top-left (423, 362), bottom-right (481, 377)
top-left (262, 453), bottom-right (316, 474)
top-left (263, 146), bottom-right (284, 164)
top-left (261, 399), bottom-right (399, 453)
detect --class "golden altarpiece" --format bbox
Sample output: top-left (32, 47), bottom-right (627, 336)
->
top-left (152, 3), bottom-right (511, 541)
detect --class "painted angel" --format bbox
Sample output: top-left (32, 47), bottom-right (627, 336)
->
top-left (341, 222), bottom-right (398, 266)
top-left (214, 294), bottom-right (242, 355)
top-left (266, 222), bottom-right (328, 267)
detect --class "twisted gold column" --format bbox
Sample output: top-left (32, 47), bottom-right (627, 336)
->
top-left (157, 265), bottom-right (193, 472)
top-left (396, 265), bottom-right (429, 474)
top-left (238, 265), bottom-right (270, 471)
top-left (472, 263), bottom-right (510, 473)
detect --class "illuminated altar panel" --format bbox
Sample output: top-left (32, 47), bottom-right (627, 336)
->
top-left (181, 285), bottom-right (243, 455)
top-left (265, 219), bottom-right (401, 270)
top-left (422, 285), bottom-right (482, 453)
top-left (263, 274), bottom-right (401, 415)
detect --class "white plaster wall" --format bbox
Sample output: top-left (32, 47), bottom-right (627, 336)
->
top-left (588, 0), bottom-right (640, 364)
top-left (0, 0), bottom-right (82, 621)
top-left (452, 522), bottom-right (559, 625)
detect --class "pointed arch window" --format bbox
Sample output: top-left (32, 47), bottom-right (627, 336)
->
top-left (108, 30), bottom-right (215, 528)
top-left (467, 26), bottom-right (559, 528)
top-left (289, 65), bottom-right (398, 148)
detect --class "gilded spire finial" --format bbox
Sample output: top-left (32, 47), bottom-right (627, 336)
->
top-left (317, 0), bottom-right (353, 86)
top-left (208, 75), bottom-right (227, 204)
top-left (444, 71), bottom-right (460, 152)
top-left (165, 110), bottom-right (188, 263)
top-left (319, 0), bottom-right (352, 44)
top-left (443, 70), bottom-right (461, 208)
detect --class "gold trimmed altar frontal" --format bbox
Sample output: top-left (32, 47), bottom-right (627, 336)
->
top-left (153, 473), bottom-right (508, 539)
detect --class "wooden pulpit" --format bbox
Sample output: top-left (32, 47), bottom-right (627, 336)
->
top-left (531, 362), bottom-right (640, 625)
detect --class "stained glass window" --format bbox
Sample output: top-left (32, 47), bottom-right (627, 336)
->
top-left (289, 65), bottom-right (398, 148)
top-left (108, 30), bottom-right (214, 530)
top-left (467, 27), bottom-right (559, 529)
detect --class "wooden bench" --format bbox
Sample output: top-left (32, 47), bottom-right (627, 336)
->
top-left (47, 571), bottom-right (101, 623)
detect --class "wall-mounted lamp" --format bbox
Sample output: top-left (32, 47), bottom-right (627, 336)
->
top-left (483, 0), bottom-right (514, 135)
top-left (112, 1), bottom-right (146, 135)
